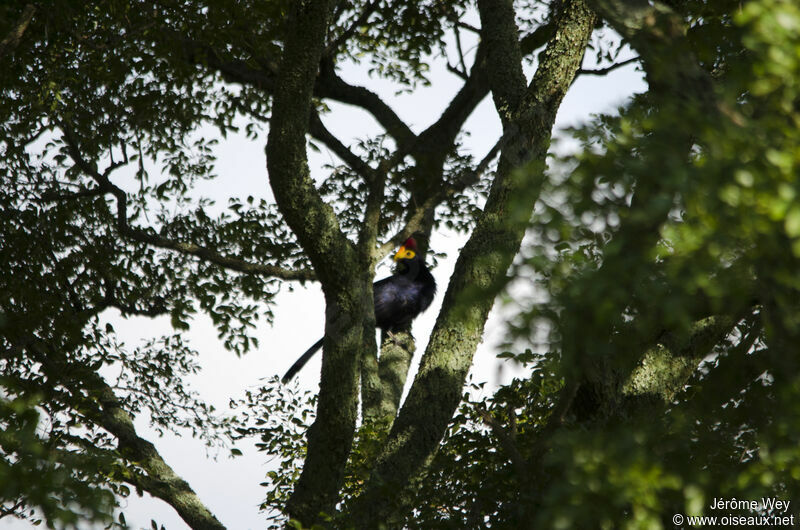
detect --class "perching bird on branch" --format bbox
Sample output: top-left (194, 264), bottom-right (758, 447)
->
top-left (282, 237), bottom-right (436, 382)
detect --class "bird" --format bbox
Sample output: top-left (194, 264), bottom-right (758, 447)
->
top-left (282, 237), bottom-right (436, 382)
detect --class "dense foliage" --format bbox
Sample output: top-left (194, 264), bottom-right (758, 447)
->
top-left (2, 0), bottom-right (800, 528)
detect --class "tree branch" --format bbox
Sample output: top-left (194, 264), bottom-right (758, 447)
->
top-left (265, 1), bottom-right (367, 523)
top-left (586, 0), bottom-right (719, 109)
top-left (184, 40), bottom-right (277, 91)
top-left (24, 340), bottom-right (225, 530)
top-left (371, 18), bottom-right (558, 264)
top-left (455, 20), bottom-right (480, 34)
top-left (0, 4), bottom-right (35, 59)
top-left (323, 0), bottom-right (379, 56)
top-left (350, 1), bottom-right (596, 523)
top-left (578, 56), bottom-right (640, 76)
top-left (520, 20), bottom-right (558, 57)
top-left (401, 18), bottom-right (556, 223)
top-left (413, 40), bottom-right (490, 161)
top-left (37, 187), bottom-right (106, 203)
top-left (446, 61), bottom-right (469, 81)
top-left (184, 36), bottom-right (419, 156)
top-left (0, 500), bottom-right (27, 521)
top-left (374, 136), bottom-right (502, 260)
top-left (58, 124), bottom-right (314, 282)
top-left (316, 60), bottom-right (417, 151)
top-left (308, 111), bottom-right (378, 183)
top-left (453, 23), bottom-right (469, 78)
top-left (86, 373), bottom-right (226, 530)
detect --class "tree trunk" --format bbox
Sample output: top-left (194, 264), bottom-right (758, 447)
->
top-left (346, 1), bottom-right (597, 524)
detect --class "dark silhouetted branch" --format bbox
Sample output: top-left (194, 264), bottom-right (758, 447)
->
top-left (59, 124), bottom-right (314, 282)
top-left (0, 4), bottom-right (35, 58)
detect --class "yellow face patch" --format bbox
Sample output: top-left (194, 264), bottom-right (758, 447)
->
top-left (393, 246), bottom-right (416, 261)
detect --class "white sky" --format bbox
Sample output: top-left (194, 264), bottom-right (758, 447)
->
top-left (2, 20), bottom-right (645, 530)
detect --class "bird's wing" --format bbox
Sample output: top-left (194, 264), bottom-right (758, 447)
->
top-left (374, 277), bottom-right (423, 329)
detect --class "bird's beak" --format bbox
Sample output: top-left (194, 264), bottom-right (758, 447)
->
top-left (393, 245), bottom-right (406, 262)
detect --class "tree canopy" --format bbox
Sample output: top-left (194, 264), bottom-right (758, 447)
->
top-left (2, 0), bottom-right (800, 528)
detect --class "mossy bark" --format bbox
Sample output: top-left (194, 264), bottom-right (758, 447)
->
top-left (624, 316), bottom-right (735, 402)
top-left (362, 330), bottom-right (416, 432)
top-left (559, 0), bottom-right (740, 427)
top-left (40, 357), bottom-right (228, 530)
top-left (571, 316), bottom-right (738, 423)
top-left (27, 332), bottom-right (226, 530)
top-left (265, 0), bottom-right (372, 523)
top-left (346, 1), bottom-right (597, 524)
top-left (92, 385), bottom-right (226, 530)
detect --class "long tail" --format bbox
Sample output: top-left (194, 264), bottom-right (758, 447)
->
top-left (282, 338), bottom-right (324, 383)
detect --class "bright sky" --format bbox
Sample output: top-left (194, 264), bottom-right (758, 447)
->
top-left (2, 21), bottom-right (645, 530)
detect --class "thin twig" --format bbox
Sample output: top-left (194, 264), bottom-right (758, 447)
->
top-left (446, 62), bottom-right (469, 80)
top-left (455, 20), bottom-right (480, 34)
top-left (374, 136), bottom-right (502, 260)
top-left (37, 187), bottom-right (106, 203)
top-left (578, 56), bottom-right (640, 76)
top-left (324, 0), bottom-right (379, 56)
top-left (454, 23), bottom-right (469, 77)
top-left (58, 122), bottom-right (315, 282)
top-left (308, 111), bottom-right (379, 183)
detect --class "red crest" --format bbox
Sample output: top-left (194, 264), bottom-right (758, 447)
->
top-left (403, 237), bottom-right (418, 250)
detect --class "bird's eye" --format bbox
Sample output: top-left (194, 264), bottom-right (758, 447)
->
top-left (405, 250), bottom-right (416, 259)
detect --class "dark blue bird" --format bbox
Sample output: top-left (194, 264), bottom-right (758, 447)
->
top-left (282, 238), bottom-right (436, 382)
